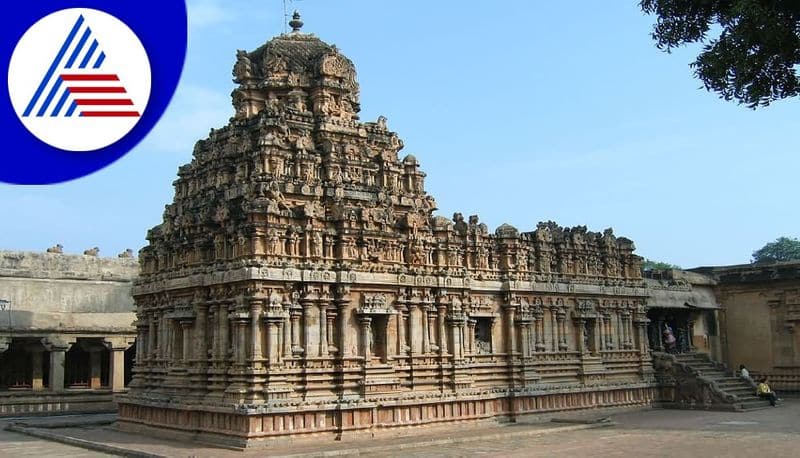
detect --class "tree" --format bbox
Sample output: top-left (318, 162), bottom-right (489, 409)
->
top-left (642, 258), bottom-right (682, 270)
top-left (752, 236), bottom-right (800, 263)
top-left (640, 0), bottom-right (800, 108)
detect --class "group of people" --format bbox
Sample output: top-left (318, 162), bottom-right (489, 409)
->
top-left (739, 364), bottom-right (779, 407)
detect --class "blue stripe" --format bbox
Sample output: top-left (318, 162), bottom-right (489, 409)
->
top-left (93, 51), bottom-right (105, 69)
top-left (79, 39), bottom-right (98, 69)
top-left (36, 77), bottom-right (62, 116)
top-left (23, 15), bottom-right (84, 117)
top-left (65, 26), bottom-right (91, 69)
top-left (65, 100), bottom-right (78, 117)
top-left (51, 85), bottom-right (71, 116)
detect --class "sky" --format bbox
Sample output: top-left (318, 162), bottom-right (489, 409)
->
top-left (1, 0), bottom-right (797, 268)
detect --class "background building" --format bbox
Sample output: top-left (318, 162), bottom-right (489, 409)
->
top-left (0, 250), bottom-right (137, 416)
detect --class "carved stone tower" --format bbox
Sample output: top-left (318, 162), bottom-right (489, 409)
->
top-left (118, 14), bottom-right (654, 447)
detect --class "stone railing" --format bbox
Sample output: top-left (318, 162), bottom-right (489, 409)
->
top-left (652, 352), bottom-right (738, 410)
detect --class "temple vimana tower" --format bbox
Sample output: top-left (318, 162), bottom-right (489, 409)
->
top-left (118, 13), bottom-right (655, 446)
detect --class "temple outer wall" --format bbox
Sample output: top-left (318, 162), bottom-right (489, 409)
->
top-left (692, 262), bottom-right (800, 393)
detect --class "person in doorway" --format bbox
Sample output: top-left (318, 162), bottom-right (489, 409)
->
top-left (757, 377), bottom-right (778, 407)
top-left (663, 324), bottom-right (677, 353)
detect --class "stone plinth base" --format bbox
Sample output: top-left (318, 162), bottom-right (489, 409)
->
top-left (0, 390), bottom-right (118, 417)
top-left (117, 386), bottom-right (656, 448)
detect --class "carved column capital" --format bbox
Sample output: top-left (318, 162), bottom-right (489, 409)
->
top-left (103, 336), bottom-right (136, 351)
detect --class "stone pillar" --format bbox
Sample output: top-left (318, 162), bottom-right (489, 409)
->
top-left (556, 310), bottom-right (568, 350)
top-left (576, 319), bottom-right (587, 353)
top-left (518, 323), bottom-right (529, 357)
top-left (598, 314), bottom-right (606, 351)
top-left (218, 304), bottom-right (229, 362)
top-left (505, 306), bottom-right (516, 355)
top-left (282, 307), bottom-right (292, 359)
top-left (250, 302), bottom-right (263, 365)
top-left (236, 318), bottom-right (248, 366)
top-left (208, 305), bottom-right (218, 361)
top-left (550, 308), bottom-right (558, 352)
top-left (421, 305), bottom-right (431, 353)
top-left (395, 306), bottom-right (407, 356)
top-left (180, 321), bottom-right (192, 364)
top-left (160, 315), bottom-right (168, 361)
top-left (135, 321), bottom-right (147, 364)
top-left (105, 337), bottom-right (132, 393)
top-left (49, 348), bottom-right (67, 391)
top-left (654, 317), bottom-right (664, 351)
top-left (326, 309), bottom-right (337, 355)
top-left (90, 349), bottom-right (103, 389)
top-left (535, 312), bottom-right (545, 351)
top-left (467, 319), bottom-right (476, 354)
top-left (359, 316), bottom-right (372, 360)
top-left (319, 299), bottom-right (329, 357)
top-left (266, 319), bottom-right (282, 364)
top-left (409, 306), bottom-right (420, 354)
top-left (149, 313), bottom-right (158, 360)
top-left (335, 289), bottom-right (351, 358)
top-left (42, 338), bottom-right (72, 391)
top-left (195, 304), bottom-right (208, 363)
top-left (450, 320), bottom-right (463, 360)
top-left (622, 312), bottom-right (633, 349)
top-left (635, 316), bottom-right (650, 354)
top-left (437, 305), bottom-right (448, 354)
top-left (31, 349), bottom-right (44, 391)
top-left (303, 300), bottom-right (315, 357)
top-left (290, 308), bottom-right (302, 355)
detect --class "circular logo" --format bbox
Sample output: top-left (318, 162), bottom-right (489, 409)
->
top-left (8, 8), bottom-right (151, 152)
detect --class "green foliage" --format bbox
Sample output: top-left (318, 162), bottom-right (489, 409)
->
top-left (640, 0), bottom-right (800, 108)
top-left (752, 237), bottom-right (800, 263)
top-left (642, 258), bottom-right (682, 271)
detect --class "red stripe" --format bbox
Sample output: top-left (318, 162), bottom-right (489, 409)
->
top-left (68, 87), bottom-right (127, 93)
top-left (60, 74), bottom-right (119, 81)
top-left (75, 99), bottom-right (133, 106)
top-left (80, 111), bottom-right (140, 117)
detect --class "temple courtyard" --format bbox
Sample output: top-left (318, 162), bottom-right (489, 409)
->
top-left (1, 401), bottom-right (798, 457)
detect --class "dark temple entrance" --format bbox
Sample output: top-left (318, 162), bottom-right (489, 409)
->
top-left (647, 308), bottom-right (693, 353)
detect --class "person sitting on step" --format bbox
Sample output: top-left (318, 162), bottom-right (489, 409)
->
top-left (757, 377), bottom-right (778, 407)
top-left (739, 364), bottom-right (753, 383)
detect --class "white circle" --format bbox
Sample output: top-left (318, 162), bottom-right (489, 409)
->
top-left (7, 8), bottom-right (151, 152)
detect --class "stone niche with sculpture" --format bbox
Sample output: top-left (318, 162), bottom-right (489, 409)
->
top-left (117, 13), bottom-right (656, 447)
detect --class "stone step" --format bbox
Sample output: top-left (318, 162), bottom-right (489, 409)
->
top-left (724, 387), bottom-right (756, 395)
top-left (739, 399), bottom-right (772, 410)
top-left (716, 380), bottom-right (752, 387)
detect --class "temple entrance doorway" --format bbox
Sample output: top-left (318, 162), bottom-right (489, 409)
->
top-left (647, 308), bottom-right (693, 353)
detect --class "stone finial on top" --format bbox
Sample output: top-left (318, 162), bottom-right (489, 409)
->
top-left (83, 247), bottom-right (100, 256)
top-left (46, 244), bottom-right (63, 254)
top-left (289, 10), bottom-right (303, 33)
top-left (118, 248), bottom-right (134, 258)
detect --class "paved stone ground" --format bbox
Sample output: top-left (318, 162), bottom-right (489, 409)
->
top-left (0, 420), bottom-right (110, 457)
top-left (1, 402), bottom-right (798, 457)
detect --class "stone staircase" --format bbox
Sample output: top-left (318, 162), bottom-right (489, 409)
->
top-left (653, 352), bottom-right (771, 411)
top-left (673, 353), bottom-right (770, 410)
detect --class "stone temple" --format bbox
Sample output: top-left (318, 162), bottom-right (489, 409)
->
top-left (118, 14), bottom-right (657, 446)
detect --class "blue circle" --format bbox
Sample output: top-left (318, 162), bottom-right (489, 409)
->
top-left (1, 1), bottom-right (187, 184)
